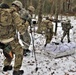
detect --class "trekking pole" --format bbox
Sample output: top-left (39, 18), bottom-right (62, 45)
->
top-left (30, 21), bottom-right (38, 71)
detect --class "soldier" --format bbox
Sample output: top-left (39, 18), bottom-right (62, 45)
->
top-left (0, 3), bottom-right (25, 75)
top-left (37, 17), bottom-right (53, 47)
top-left (12, 1), bottom-right (35, 56)
top-left (28, 6), bottom-right (35, 19)
top-left (61, 19), bottom-right (73, 43)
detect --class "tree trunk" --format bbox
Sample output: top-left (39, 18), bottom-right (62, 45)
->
top-left (54, 0), bottom-right (59, 36)
top-left (0, 0), bottom-right (2, 3)
top-left (50, 0), bottom-right (55, 16)
top-left (29, 0), bottom-right (32, 6)
top-left (21, 0), bottom-right (27, 8)
top-left (38, 0), bottom-right (43, 28)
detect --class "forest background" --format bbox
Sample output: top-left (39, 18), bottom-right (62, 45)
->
top-left (0, 0), bottom-right (76, 15)
top-left (0, 0), bottom-right (76, 35)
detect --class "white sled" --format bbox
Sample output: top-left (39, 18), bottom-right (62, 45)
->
top-left (43, 42), bottom-right (76, 59)
top-left (43, 48), bottom-right (76, 59)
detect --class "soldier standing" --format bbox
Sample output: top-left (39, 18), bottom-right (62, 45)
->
top-left (37, 17), bottom-right (53, 47)
top-left (0, 3), bottom-right (25, 75)
top-left (61, 19), bottom-right (73, 43)
top-left (44, 19), bottom-right (53, 46)
top-left (12, 1), bottom-right (35, 56)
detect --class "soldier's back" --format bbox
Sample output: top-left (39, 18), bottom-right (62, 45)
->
top-left (0, 7), bottom-right (17, 40)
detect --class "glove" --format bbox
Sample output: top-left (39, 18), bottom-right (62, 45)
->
top-left (3, 50), bottom-right (13, 59)
top-left (0, 42), bottom-right (5, 49)
top-left (3, 43), bottom-right (13, 59)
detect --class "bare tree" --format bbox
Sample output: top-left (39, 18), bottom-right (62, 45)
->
top-left (54, 0), bottom-right (59, 35)
top-left (29, 0), bottom-right (32, 6)
top-left (0, 0), bottom-right (2, 3)
top-left (50, 0), bottom-right (55, 16)
top-left (38, 0), bottom-right (43, 28)
top-left (21, 0), bottom-right (27, 8)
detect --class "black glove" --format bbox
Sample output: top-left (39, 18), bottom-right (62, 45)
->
top-left (0, 42), bottom-right (6, 49)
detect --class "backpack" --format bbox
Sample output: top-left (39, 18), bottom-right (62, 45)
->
top-left (0, 8), bottom-right (16, 38)
top-left (61, 21), bottom-right (71, 31)
top-left (0, 8), bottom-right (12, 26)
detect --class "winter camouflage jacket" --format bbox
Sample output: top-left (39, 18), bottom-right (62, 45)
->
top-left (0, 7), bottom-right (25, 43)
top-left (61, 21), bottom-right (72, 32)
top-left (37, 20), bottom-right (53, 34)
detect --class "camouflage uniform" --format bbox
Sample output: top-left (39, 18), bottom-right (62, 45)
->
top-left (0, 4), bottom-right (25, 73)
top-left (19, 6), bottom-right (35, 53)
top-left (37, 20), bottom-right (53, 46)
top-left (19, 8), bottom-right (31, 50)
top-left (12, 1), bottom-right (35, 52)
top-left (61, 20), bottom-right (72, 43)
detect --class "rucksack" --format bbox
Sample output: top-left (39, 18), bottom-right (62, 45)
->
top-left (0, 8), bottom-right (12, 26)
top-left (61, 21), bottom-right (71, 31)
top-left (0, 8), bottom-right (16, 38)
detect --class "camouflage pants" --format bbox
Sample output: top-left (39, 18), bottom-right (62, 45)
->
top-left (4, 40), bottom-right (23, 71)
top-left (22, 30), bottom-right (31, 49)
top-left (61, 30), bottom-right (70, 42)
top-left (45, 31), bottom-right (53, 44)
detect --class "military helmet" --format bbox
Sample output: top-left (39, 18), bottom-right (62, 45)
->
top-left (28, 6), bottom-right (35, 13)
top-left (12, 0), bottom-right (23, 9)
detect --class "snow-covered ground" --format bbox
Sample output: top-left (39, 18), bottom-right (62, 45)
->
top-left (0, 16), bottom-right (76, 75)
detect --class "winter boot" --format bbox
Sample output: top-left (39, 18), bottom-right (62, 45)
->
top-left (3, 65), bottom-right (12, 72)
top-left (13, 70), bottom-right (24, 75)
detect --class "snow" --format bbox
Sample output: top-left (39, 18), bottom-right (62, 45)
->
top-left (0, 16), bottom-right (76, 75)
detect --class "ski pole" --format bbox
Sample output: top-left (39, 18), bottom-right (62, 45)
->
top-left (30, 21), bottom-right (38, 71)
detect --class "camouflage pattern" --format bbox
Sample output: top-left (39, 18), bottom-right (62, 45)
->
top-left (22, 21), bottom-right (31, 49)
top-left (0, 7), bottom-right (25, 71)
top-left (0, 8), bottom-right (15, 40)
top-left (28, 6), bottom-right (35, 13)
top-left (4, 40), bottom-right (23, 71)
top-left (19, 8), bottom-right (31, 24)
top-left (37, 20), bottom-right (53, 44)
top-left (19, 8), bottom-right (31, 50)
top-left (0, 7), bottom-right (25, 41)
top-left (61, 20), bottom-right (72, 43)
top-left (12, 0), bottom-right (23, 9)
